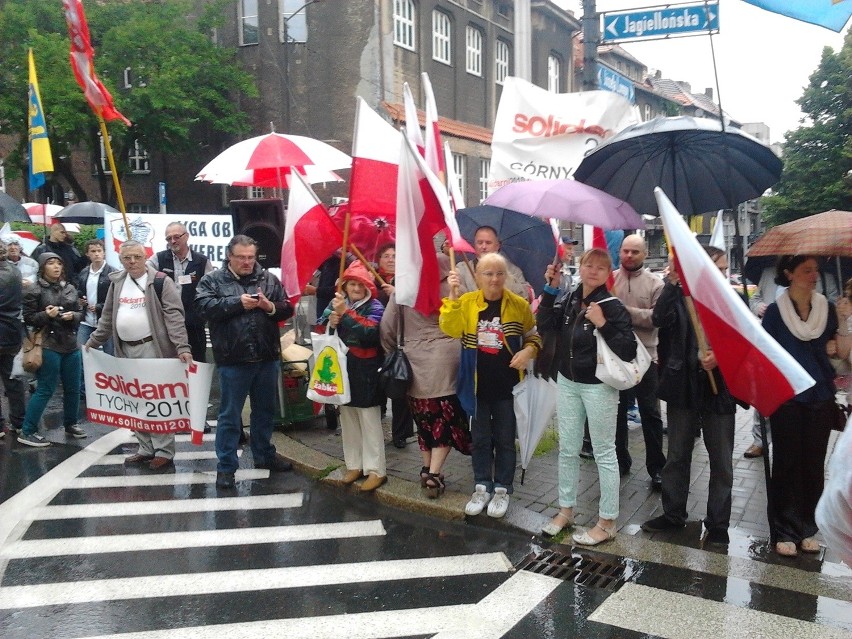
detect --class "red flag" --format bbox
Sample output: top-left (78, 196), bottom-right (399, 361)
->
top-left (62, 0), bottom-right (130, 125)
top-left (282, 172), bottom-right (344, 303)
top-left (349, 97), bottom-right (399, 220)
top-left (655, 187), bottom-right (815, 416)
top-left (421, 73), bottom-right (445, 178)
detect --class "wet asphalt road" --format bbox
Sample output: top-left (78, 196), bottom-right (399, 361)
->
top-left (0, 424), bottom-right (850, 639)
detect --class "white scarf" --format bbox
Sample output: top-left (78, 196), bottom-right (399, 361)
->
top-left (776, 289), bottom-right (828, 340)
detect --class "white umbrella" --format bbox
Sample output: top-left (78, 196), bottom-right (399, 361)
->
top-left (513, 363), bottom-right (558, 483)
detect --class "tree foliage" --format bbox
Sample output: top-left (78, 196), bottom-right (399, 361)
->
top-left (762, 30), bottom-right (852, 226)
top-left (0, 0), bottom-right (256, 203)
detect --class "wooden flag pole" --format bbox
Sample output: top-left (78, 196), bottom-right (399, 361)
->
top-left (337, 208), bottom-right (352, 292)
top-left (96, 112), bottom-right (131, 239)
top-left (348, 244), bottom-right (387, 287)
top-left (684, 295), bottom-right (718, 395)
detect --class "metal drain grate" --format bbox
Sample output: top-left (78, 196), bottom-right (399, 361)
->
top-left (517, 549), bottom-right (627, 592)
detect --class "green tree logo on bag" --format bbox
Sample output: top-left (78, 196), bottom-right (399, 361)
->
top-left (309, 346), bottom-right (345, 397)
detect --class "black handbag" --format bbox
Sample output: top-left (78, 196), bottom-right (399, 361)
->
top-left (378, 307), bottom-right (412, 400)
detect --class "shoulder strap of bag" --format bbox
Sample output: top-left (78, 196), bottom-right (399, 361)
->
top-left (153, 271), bottom-right (167, 302)
top-left (396, 306), bottom-right (405, 349)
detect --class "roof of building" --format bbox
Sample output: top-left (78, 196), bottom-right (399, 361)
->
top-left (381, 102), bottom-right (493, 144)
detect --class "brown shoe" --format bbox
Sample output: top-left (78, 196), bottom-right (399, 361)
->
top-left (743, 445), bottom-right (763, 459)
top-left (124, 454), bottom-right (155, 465)
top-left (359, 473), bottom-right (387, 492)
top-left (149, 457), bottom-right (174, 471)
top-left (342, 469), bottom-right (363, 485)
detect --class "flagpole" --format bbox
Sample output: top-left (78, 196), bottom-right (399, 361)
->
top-left (683, 295), bottom-right (719, 395)
top-left (337, 209), bottom-right (351, 292)
top-left (96, 112), bottom-right (131, 239)
top-left (348, 244), bottom-right (387, 287)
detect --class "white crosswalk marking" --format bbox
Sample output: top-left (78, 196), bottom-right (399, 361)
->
top-left (1, 520), bottom-right (386, 558)
top-left (26, 494), bottom-right (303, 520)
top-left (0, 553), bottom-right (513, 608)
top-left (95, 451), bottom-right (236, 464)
top-left (68, 468), bottom-right (269, 489)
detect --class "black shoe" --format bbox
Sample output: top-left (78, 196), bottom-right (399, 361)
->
top-left (704, 528), bottom-right (730, 545)
top-left (651, 473), bottom-right (663, 490)
top-left (216, 472), bottom-right (236, 489)
top-left (392, 439), bottom-right (406, 449)
top-left (256, 454), bottom-right (292, 473)
top-left (619, 465), bottom-right (632, 477)
top-left (641, 515), bottom-right (685, 532)
top-left (579, 443), bottom-right (594, 460)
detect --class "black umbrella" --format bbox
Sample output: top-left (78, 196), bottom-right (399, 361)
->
top-left (574, 116), bottom-right (783, 216)
top-left (0, 191), bottom-right (31, 223)
top-left (54, 201), bottom-right (120, 224)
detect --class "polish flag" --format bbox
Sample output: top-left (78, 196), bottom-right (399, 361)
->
top-left (422, 73), bottom-right (446, 179)
top-left (655, 187), bottom-right (814, 416)
top-left (402, 82), bottom-right (424, 152)
top-left (395, 133), bottom-right (456, 315)
top-left (583, 225), bottom-right (615, 289)
top-left (349, 97), bottom-right (400, 220)
top-left (281, 172), bottom-right (343, 303)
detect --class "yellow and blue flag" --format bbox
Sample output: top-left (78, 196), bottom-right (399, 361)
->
top-left (743, 0), bottom-right (852, 32)
top-left (28, 48), bottom-right (54, 191)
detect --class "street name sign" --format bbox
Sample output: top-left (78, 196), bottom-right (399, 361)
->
top-left (602, 3), bottom-right (719, 43)
top-left (598, 64), bottom-right (635, 104)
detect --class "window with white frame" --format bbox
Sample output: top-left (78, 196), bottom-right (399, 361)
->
top-left (495, 40), bottom-right (510, 84)
top-left (128, 140), bottom-right (150, 174)
top-left (128, 203), bottom-right (155, 214)
top-left (280, 0), bottom-right (308, 43)
top-left (452, 153), bottom-right (466, 198)
top-left (0, 160), bottom-right (5, 192)
top-left (643, 104), bottom-right (651, 121)
top-left (247, 186), bottom-right (266, 199)
top-left (479, 158), bottom-right (490, 203)
top-left (466, 26), bottom-right (482, 76)
top-left (432, 11), bottom-right (451, 64)
top-left (547, 54), bottom-right (561, 93)
top-left (393, 0), bottom-right (415, 50)
top-left (97, 133), bottom-right (112, 174)
top-left (239, 0), bottom-right (259, 45)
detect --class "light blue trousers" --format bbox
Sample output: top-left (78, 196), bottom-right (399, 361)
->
top-left (556, 374), bottom-right (620, 520)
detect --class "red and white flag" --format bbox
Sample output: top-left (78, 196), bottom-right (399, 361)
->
top-left (422, 73), bottom-right (446, 179)
top-left (62, 0), bottom-right (130, 125)
top-left (655, 187), bottom-right (814, 416)
top-left (402, 82), bottom-right (424, 152)
top-left (349, 97), bottom-right (399, 220)
top-left (281, 172), bottom-right (343, 303)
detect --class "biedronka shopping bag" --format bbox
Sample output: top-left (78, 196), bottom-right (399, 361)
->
top-left (306, 330), bottom-right (351, 404)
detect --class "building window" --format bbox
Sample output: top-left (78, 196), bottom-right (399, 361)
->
top-left (97, 134), bottom-right (112, 174)
top-left (239, 0), bottom-right (259, 46)
top-left (644, 104), bottom-right (651, 121)
top-left (547, 54), bottom-right (561, 93)
top-left (393, 0), bottom-right (415, 50)
top-left (466, 26), bottom-right (482, 76)
top-left (495, 40), bottom-right (510, 84)
top-left (128, 140), bottom-right (150, 174)
top-left (248, 186), bottom-right (266, 199)
top-left (432, 11), bottom-right (451, 64)
top-left (452, 152), bottom-right (466, 198)
top-left (280, 0), bottom-right (308, 43)
top-left (128, 203), bottom-right (155, 214)
top-left (479, 158), bottom-right (490, 203)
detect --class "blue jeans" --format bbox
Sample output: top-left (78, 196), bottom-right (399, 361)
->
top-left (470, 398), bottom-right (516, 494)
top-left (216, 360), bottom-right (279, 473)
top-left (77, 323), bottom-right (113, 392)
top-left (22, 348), bottom-right (81, 435)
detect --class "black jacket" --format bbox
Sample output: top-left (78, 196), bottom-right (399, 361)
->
top-left (154, 249), bottom-right (209, 327)
top-left (0, 261), bottom-right (23, 354)
top-left (23, 277), bottom-right (82, 354)
top-left (537, 284), bottom-right (636, 384)
top-left (75, 263), bottom-right (117, 323)
top-left (653, 281), bottom-right (738, 414)
top-left (195, 263), bottom-right (293, 366)
top-left (31, 240), bottom-right (87, 280)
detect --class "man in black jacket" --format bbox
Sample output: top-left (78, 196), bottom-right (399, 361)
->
top-left (147, 222), bottom-right (213, 362)
top-left (0, 241), bottom-right (25, 437)
top-left (196, 235), bottom-right (295, 490)
top-left (31, 223), bottom-right (87, 280)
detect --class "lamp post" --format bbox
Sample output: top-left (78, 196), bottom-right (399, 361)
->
top-left (282, 0), bottom-right (322, 132)
top-left (582, 0), bottom-right (599, 91)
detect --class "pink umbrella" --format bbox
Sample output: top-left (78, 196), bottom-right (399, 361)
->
top-left (195, 133), bottom-right (351, 188)
top-left (483, 179), bottom-right (644, 230)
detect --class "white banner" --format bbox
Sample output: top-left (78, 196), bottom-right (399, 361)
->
top-left (104, 213), bottom-right (236, 270)
top-left (83, 349), bottom-right (214, 444)
top-left (488, 77), bottom-right (639, 194)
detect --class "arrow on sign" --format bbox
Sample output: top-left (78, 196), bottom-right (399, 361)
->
top-left (606, 17), bottom-right (620, 38)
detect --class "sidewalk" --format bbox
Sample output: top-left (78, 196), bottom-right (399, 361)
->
top-left (281, 403), bottom-right (849, 571)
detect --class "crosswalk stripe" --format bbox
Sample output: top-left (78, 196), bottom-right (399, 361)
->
top-left (0, 552), bottom-right (513, 609)
top-left (174, 433), bottom-right (215, 442)
top-left (67, 469), bottom-right (269, 489)
top-left (71, 570), bottom-right (561, 639)
top-left (26, 494), bottom-right (304, 520)
top-left (587, 582), bottom-right (850, 639)
top-left (0, 520), bottom-right (386, 558)
top-left (95, 451), bottom-right (236, 465)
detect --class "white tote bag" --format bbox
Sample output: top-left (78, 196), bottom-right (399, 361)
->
top-left (306, 331), bottom-right (351, 405)
top-left (594, 328), bottom-right (651, 391)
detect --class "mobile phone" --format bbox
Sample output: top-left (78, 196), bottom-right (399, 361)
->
top-left (56, 306), bottom-right (65, 312)
top-left (249, 293), bottom-right (260, 299)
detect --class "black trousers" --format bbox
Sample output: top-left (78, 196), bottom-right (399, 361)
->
top-left (187, 323), bottom-right (207, 363)
top-left (616, 364), bottom-right (666, 478)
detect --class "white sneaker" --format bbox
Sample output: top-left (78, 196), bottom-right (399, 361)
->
top-left (487, 487), bottom-right (510, 518)
top-left (464, 484), bottom-right (492, 516)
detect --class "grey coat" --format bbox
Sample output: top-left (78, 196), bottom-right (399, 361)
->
top-left (87, 266), bottom-right (190, 358)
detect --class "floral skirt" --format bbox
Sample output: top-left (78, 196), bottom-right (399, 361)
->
top-left (409, 395), bottom-right (472, 455)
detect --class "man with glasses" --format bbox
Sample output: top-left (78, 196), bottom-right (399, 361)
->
top-left (31, 223), bottom-right (87, 279)
top-left (147, 222), bottom-right (213, 362)
top-left (195, 235), bottom-right (295, 490)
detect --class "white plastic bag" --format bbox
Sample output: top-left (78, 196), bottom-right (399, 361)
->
top-left (306, 331), bottom-right (351, 405)
top-left (594, 329), bottom-right (651, 391)
top-left (816, 423), bottom-right (852, 567)
top-left (11, 349), bottom-right (34, 382)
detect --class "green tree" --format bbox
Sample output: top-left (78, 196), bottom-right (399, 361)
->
top-left (763, 31), bottom-right (852, 226)
top-left (0, 0), bottom-right (256, 203)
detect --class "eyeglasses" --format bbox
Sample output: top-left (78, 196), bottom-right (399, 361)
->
top-left (121, 254), bottom-right (146, 262)
top-left (165, 232), bottom-right (187, 242)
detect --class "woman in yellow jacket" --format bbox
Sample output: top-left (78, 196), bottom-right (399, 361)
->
top-left (440, 253), bottom-right (541, 519)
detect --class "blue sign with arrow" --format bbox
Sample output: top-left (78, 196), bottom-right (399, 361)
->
top-left (602, 2), bottom-right (719, 42)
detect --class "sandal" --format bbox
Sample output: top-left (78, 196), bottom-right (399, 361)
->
top-left (775, 541), bottom-right (798, 557)
top-left (572, 523), bottom-right (616, 546)
top-left (424, 472), bottom-right (445, 499)
top-left (800, 537), bottom-right (820, 553)
top-left (419, 466), bottom-right (430, 488)
top-left (541, 511), bottom-right (574, 537)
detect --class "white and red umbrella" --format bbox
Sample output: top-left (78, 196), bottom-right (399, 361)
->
top-left (22, 202), bottom-right (63, 225)
top-left (195, 133), bottom-right (351, 188)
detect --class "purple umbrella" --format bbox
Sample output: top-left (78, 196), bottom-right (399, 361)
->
top-left (483, 179), bottom-right (644, 230)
